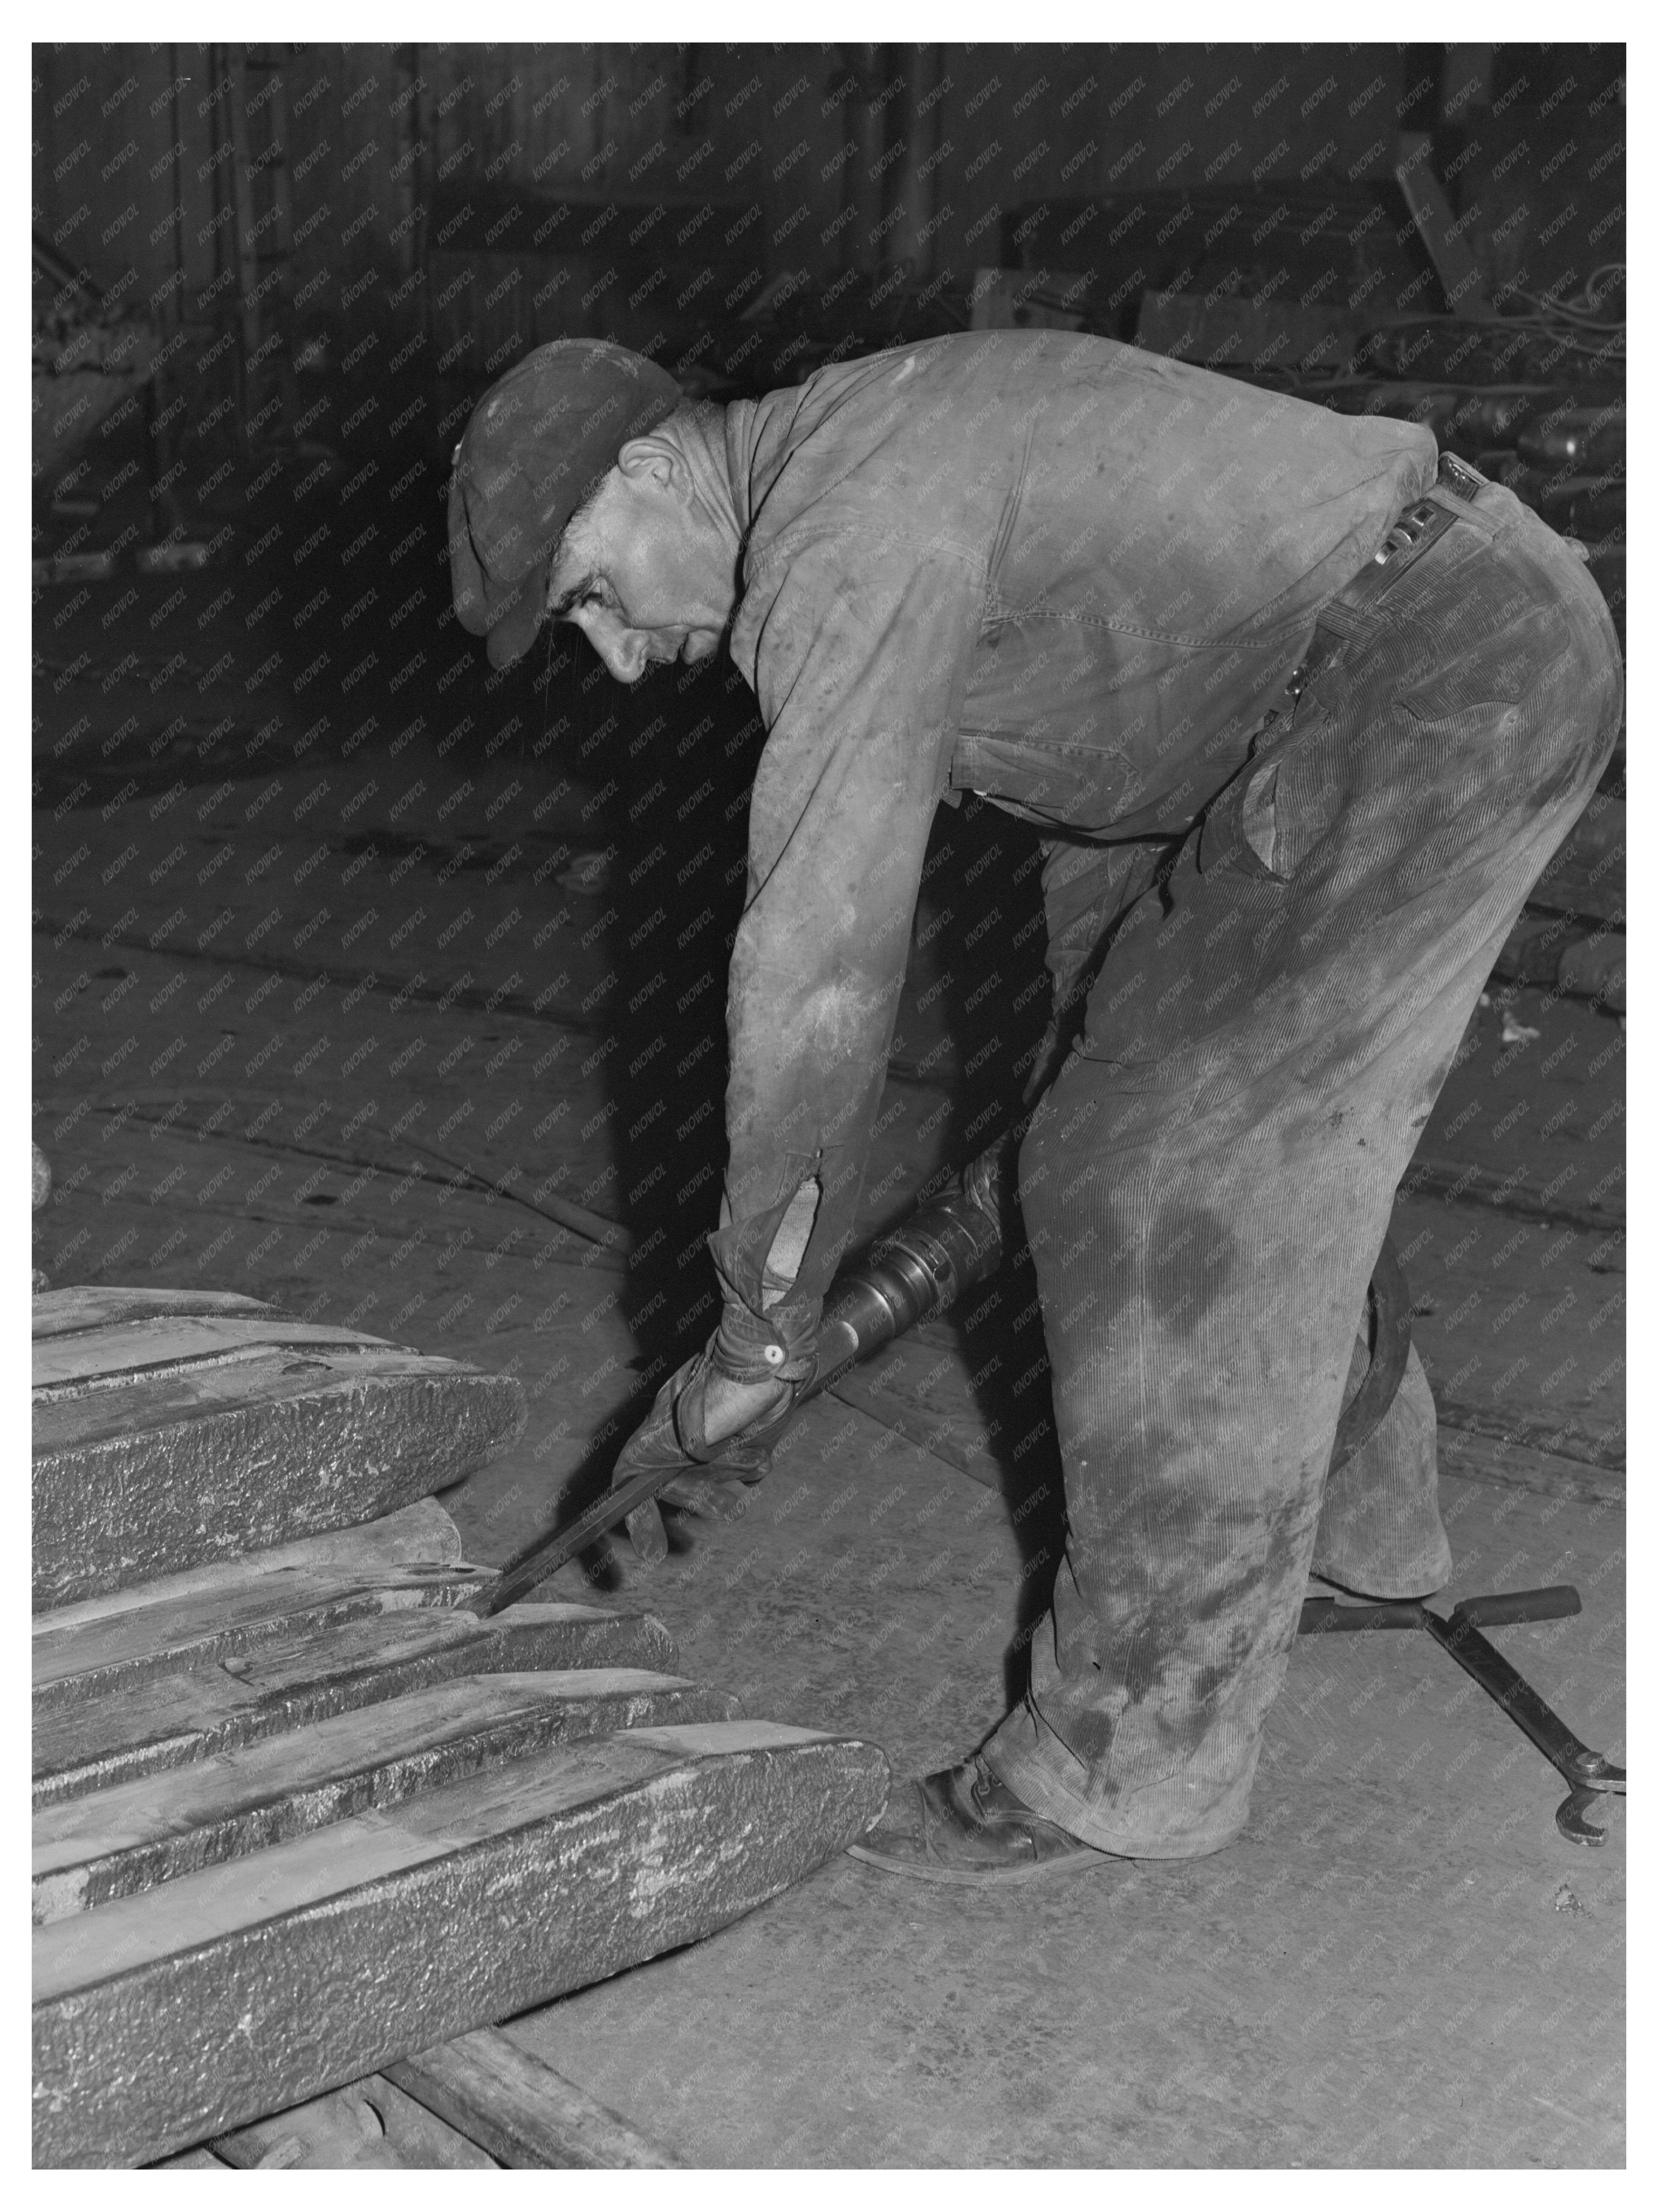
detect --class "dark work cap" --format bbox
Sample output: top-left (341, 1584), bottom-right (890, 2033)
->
top-left (448, 340), bottom-right (682, 670)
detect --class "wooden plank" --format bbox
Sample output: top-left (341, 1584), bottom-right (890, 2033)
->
top-left (33, 1720), bottom-right (891, 2166)
top-left (200, 2072), bottom-right (501, 2166)
top-left (211, 2084), bottom-right (419, 2169)
top-left (33, 1496), bottom-right (464, 1639)
top-left (32, 1285), bottom-right (275, 1339)
top-left (206, 2074), bottom-right (500, 2166)
top-left (33, 1313), bottom-right (415, 1391)
top-left (33, 1349), bottom-right (524, 1610)
top-left (388, 2026), bottom-right (681, 2168)
top-left (33, 1563), bottom-right (486, 1715)
top-left (356, 2074), bottom-right (503, 2169)
top-left (34, 1603), bottom-right (678, 1806)
top-left (1392, 134), bottom-right (1492, 313)
top-left (34, 1669), bottom-right (738, 1921)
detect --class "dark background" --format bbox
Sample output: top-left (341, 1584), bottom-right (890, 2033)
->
top-left (34, 39), bottom-right (1627, 658)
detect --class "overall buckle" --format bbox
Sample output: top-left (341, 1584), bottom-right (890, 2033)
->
top-left (1436, 451), bottom-right (1488, 502)
top-left (1373, 500), bottom-right (1440, 565)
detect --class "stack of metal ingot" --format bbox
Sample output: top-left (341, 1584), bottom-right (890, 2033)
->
top-left (31, 1284), bottom-right (887, 2166)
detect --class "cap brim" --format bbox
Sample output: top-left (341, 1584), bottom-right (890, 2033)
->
top-left (451, 466), bottom-right (547, 667)
top-left (448, 470), bottom-right (493, 638)
top-left (484, 568), bottom-right (548, 669)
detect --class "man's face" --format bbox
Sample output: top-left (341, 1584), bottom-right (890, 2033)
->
top-left (546, 451), bottom-right (736, 684)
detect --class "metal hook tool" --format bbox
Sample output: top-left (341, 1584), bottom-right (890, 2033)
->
top-left (1299, 1583), bottom-right (1626, 1846)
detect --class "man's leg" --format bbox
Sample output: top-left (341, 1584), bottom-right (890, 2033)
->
top-left (979, 488), bottom-right (1623, 1859)
top-left (1313, 1340), bottom-right (1448, 1599)
top-left (1033, 829), bottom-right (1454, 1605)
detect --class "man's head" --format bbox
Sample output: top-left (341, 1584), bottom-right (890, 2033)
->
top-left (448, 339), bottom-right (740, 682)
top-left (542, 416), bottom-right (741, 683)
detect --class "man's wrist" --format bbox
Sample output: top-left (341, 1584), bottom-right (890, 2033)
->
top-left (711, 1296), bottom-right (818, 1385)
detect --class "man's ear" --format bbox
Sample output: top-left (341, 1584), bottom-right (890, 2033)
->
top-left (614, 434), bottom-right (682, 494)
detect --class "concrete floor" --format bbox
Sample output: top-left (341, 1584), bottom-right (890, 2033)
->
top-left (33, 514), bottom-right (1625, 2166)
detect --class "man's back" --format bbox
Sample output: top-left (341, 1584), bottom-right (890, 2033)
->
top-left (727, 331), bottom-right (1437, 834)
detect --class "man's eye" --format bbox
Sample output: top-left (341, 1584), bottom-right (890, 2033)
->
top-left (549, 580), bottom-right (612, 619)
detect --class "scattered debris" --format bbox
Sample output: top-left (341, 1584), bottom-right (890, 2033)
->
top-left (32, 552), bottom-right (115, 584)
top-left (137, 542), bottom-right (215, 574)
top-left (556, 849), bottom-right (615, 894)
top-left (1501, 1008), bottom-right (1542, 1045)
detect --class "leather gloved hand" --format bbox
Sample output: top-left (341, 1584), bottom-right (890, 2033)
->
top-left (609, 1298), bottom-right (817, 1564)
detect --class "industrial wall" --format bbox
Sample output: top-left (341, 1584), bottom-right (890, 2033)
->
top-left (38, 44), bottom-right (1416, 329)
top-left (37, 41), bottom-right (1623, 432)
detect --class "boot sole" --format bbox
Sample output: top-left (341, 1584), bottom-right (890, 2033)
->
top-left (845, 1837), bottom-right (1112, 1887)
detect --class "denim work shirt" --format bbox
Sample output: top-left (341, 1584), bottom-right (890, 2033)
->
top-left (704, 331), bottom-right (1437, 1324)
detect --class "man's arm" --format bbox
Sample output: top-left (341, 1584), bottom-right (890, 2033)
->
top-left (708, 528), bottom-right (984, 1334)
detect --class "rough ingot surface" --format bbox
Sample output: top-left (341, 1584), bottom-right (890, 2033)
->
top-left (34, 1602), bottom-right (677, 1806)
top-left (32, 1563), bottom-right (487, 1716)
top-left (32, 1286), bottom-right (278, 1339)
top-left (31, 1314), bottom-right (432, 1390)
top-left (35, 1498), bottom-right (466, 1635)
top-left (32, 1350), bottom-right (525, 1610)
top-left (32, 1723), bottom-right (892, 2168)
top-left (33, 1669), bottom-right (739, 1922)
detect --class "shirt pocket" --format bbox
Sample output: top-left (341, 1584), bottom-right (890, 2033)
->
top-left (948, 731), bottom-right (1134, 831)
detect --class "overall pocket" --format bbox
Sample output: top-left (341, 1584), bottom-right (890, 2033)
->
top-left (1198, 754), bottom-right (1290, 880)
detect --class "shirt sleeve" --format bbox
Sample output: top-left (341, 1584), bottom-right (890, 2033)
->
top-left (707, 527), bottom-right (985, 1322)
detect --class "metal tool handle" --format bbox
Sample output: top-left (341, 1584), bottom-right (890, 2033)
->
top-left (1422, 1609), bottom-right (1622, 1792)
top-left (1298, 1598), bottom-right (1427, 1634)
top-left (1449, 1585), bottom-right (1582, 1630)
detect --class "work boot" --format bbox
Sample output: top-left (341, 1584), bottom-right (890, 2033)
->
top-left (848, 1755), bottom-right (1114, 1886)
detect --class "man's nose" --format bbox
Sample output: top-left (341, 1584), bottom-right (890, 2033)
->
top-left (602, 635), bottom-right (651, 684)
top-left (572, 613), bottom-right (638, 682)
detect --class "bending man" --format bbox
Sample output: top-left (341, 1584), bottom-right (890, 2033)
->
top-left (448, 331), bottom-right (1622, 1883)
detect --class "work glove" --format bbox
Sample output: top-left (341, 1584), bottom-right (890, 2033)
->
top-left (610, 1298), bottom-right (817, 1564)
